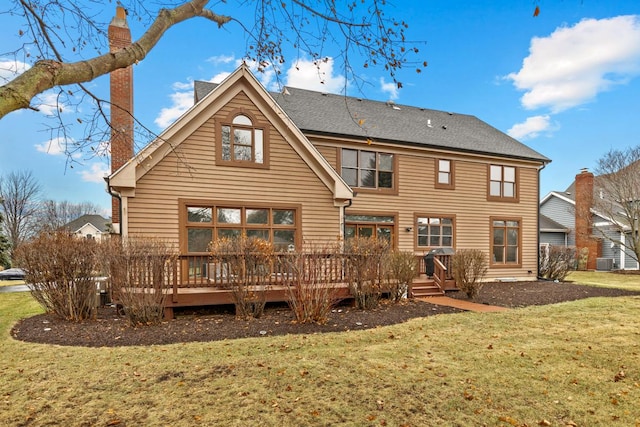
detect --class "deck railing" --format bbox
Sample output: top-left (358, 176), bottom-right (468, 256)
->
top-left (175, 253), bottom-right (454, 287)
top-left (175, 253), bottom-right (348, 289)
top-left (415, 254), bottom-right (454, 278)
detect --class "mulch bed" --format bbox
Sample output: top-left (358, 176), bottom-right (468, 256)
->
top-left (10, 281), bottom-right (640, 348)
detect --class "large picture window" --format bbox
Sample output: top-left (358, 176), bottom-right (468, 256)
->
top-left (416, 216), bottom-right (454, 248)
top-left (341, 149), bottom-right (395, 191)
top-left (217, 112), bottom-right (269, 168)
top-left (488, 164), bottom-right (518, 201)
top-left (182, 201), bottom-right (298, 253)
top-left (491, 218), bottom-right (521, 266)
top-left (345, 214), bottom-right (395, 246)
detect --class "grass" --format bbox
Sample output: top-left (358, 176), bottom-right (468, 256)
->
top-left (566, 270), bottom-right (640, 291)
top-left (0, 279), bottom-right (25, 287)
top-left (2, 292), bottom-right (640, 426)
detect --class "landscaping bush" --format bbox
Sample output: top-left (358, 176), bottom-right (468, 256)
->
top-left (15, 230), bottom-right (101, 321)
top-left (344, 237), bottom-right (389, 309)
top-left (539, 245), bottom-right (576, 281)
top-left (282, 242), bottom-right (342, 324)
top-left (209, 235), bottom-right (274, 319)
top-left (105, 236), bottom-right (177, 326)
top-left (451, 249), bottom-right (488, 299)
top-left (386, 250), bottom-right (417, 302)
top-left (577, 247), bottom-right (589, 271)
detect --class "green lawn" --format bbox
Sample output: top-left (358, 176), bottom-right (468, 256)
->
top-left (566, 270), bottom-right (640, 291)
top-left (1, 290), bottom-right (639, 426)
top-left (0, 279), bottom-right (25, 287)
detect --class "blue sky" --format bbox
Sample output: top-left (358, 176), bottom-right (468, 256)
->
top-left (1, 1), bottom-right (640, 217)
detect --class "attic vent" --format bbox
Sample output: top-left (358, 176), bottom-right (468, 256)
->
top-left (392, 105), bottom-right (401, 110)
top-left (321, 93), bottom-right (329, 96)
top-left (442, 125), bottom-right (447, 130)
top-left (386, 100), bottom-right (400, 110)
top-left (282, 87), bottom-right (291, 95)
top-left (427, 119), bottom-right (433, 128)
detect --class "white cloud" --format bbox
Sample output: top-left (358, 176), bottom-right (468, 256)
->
top-left (79, 162), bottom-right (111, 183)
top-left (207, 54), bottom-right (236, 66)
top-left (207, 71), bottom-right (232, 84)
top-left (507, 15), bottom-right (640, 112)
top-left (35, 136), bottom-right (69, 156)
top-left (379, 77), bottom-right (399, 100)
top-left (33, 92), bottom-right (66, 116)
top-left (154, 85), bottom-right (194, 128)
top-left (285, 58), bottom-right (345, 93)
top-left (0, 59), bottom-right (30, 83)
top-left (507, 115), bottom-right (556, 140)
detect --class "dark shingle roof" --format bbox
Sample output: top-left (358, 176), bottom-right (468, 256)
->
top-left (195, 81), bottom-right (550, 163)
top-left (539, 214), bottom-right (569, 232)
top-left (63, 214), bottom-right (111, 233)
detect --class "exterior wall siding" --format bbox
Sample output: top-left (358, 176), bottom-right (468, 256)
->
top-left (540, 232), bottom-right (567, 246)
top-left (540, 196), bottom-right (575, 246)
top-left (126, 92), bottom-right (342, 249)
top-left (315, 140), bottom-right (542, 280)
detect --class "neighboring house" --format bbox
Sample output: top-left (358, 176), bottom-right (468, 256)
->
top-left (106, 8), bottom-right (550, 288)
top-left (539, 214), bottom-right (570, 247)
top-left (540, 169), bottom-right (639, 270)
top-left (63, 214), bottom-right (112, 241)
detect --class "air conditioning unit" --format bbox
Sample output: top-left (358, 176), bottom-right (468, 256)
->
top-left (596, 258), bottom-right (614, 271)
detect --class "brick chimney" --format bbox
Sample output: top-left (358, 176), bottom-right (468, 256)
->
top-left (108, 6), bottom-right (133, 228)
top-left (574, 168), bottom-right (601, 269)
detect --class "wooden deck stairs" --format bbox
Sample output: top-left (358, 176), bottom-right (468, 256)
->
top-left (410, 274), bottom-right (446, 297)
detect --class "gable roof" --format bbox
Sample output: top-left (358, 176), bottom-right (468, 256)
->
top-left (539, 214), bottom-right (569, 233)
top-left (110, 65), bottom-right (352, 201)
top-left (195, 82), bottom-right (550, 164)
top-left (63, 214), bottom-right (111, 234)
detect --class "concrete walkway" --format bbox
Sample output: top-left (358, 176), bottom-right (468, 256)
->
top-left (0, 284), bottom-right (30, 293)
top-left (420, 296), bottom-right (509, 312)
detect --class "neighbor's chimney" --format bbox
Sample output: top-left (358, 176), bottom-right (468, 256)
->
top-left (574, 168), bottom-right (601, 270)
top-left (108, 5), bottom-right (133, 228)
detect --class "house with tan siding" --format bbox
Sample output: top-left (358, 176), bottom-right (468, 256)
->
top-left (106, 8), bottom-right (550, 301)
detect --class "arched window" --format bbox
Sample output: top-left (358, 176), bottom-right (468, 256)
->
top-left (219, 113), bottom-right (266, 165)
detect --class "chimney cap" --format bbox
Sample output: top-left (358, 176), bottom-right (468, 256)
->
top-left (110, 5), bottom-right (129, 28)
top-left (580, 167), bottom-right (589, 173)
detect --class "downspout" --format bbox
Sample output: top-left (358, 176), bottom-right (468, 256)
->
top-left (104, 176), bottom-right (122, 236)
top-left (537, 163), bottom-right (547, 279)
top-left (343, 198), bottom-right (353, 241)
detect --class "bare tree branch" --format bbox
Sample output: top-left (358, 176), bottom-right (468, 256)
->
top-left (0, 0), bottom-right (232, 119)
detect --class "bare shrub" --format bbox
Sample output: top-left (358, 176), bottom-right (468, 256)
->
top-left (451, 249), bottom-right (488, 299)
top-left (386, 250), bottom-right (417, 302)
top-left (577, 247), bottom-right (590, 271)
top-left (15, 230), bottom-right (100, 321)
top-left (282, 242), bottom-right (342, 324)
top-left (344, 237), bottom-right (389, 309)
top-left (539, 246), bottom-right (576, 281)
top-left (104, 236), bottom-right (177, 325)
top-left (209, 235), bottom-right (274, 319)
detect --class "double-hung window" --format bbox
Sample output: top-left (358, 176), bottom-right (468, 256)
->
top-left (488, 165), bottom-right (518, 201)
top-left (435, 159), bottom-right (455, 189)
top-left (341, 149), bottom-right (395, 191)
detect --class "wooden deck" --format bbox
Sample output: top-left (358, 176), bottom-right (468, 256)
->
top-left (112, 253), bottom-right (456, 319)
